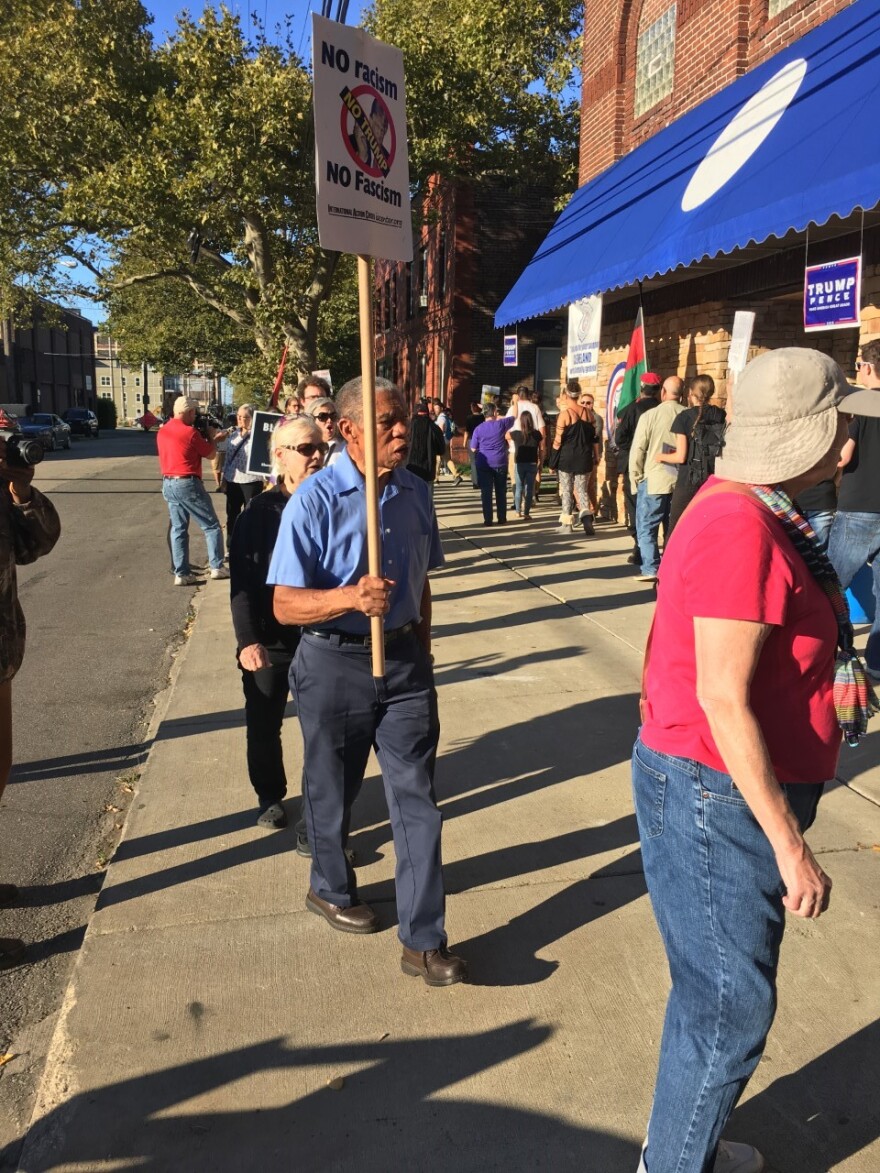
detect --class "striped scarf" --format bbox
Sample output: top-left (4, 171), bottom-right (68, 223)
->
top-left (750, 484), bottom-right (878, 747)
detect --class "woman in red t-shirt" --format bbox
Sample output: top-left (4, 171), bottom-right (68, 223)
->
top-left (634, 349), bottom-right (878, 1173)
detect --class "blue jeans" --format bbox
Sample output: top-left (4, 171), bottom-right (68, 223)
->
top-left (514, 464), bottom-right (537, 514)
top-left (632, 738), bottom-right (823, 1173)
top-left (636, 482), bottom-right (671, 576)
top-left (803, 508), bottom-right (834, 553)
top-left (828, 510), bottom-right (880, 671)
top-left (162, 477), bottom-right (225, 576)
top-left (478, 465), bottom-right (508, 524)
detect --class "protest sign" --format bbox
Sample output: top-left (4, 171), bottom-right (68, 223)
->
top-left (568, 295), bottom-right (602, 379)
top-left (246, 410), bottom-right (284, 478)
top-left (312, 14), bottom-right (412, 262)
top-left (727, 311), bottom-right (756, 378)
top-left (804, 256), bottom-right (861, 331)
top-left (503, 335), bottom-right (518, 367)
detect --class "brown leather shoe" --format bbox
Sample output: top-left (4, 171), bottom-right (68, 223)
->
top-left (0, 883), bottom-right (19, 908)
top-left (306, 889), bottom-right (379, 935)
top-left (401, 946), bottom-right (468, 987)
top-left (0, 937), bottom-right (26, 969)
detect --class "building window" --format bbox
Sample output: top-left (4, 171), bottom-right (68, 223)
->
top-left (390, 271), bottom-right (397, 327)
top-left (405, 262), bottom-right (413, 318)
top-left (134, 377), bottom-right (140, 387)
top-left (768, 0), bottom-right (795, 15)
top-left (419, 245), bottom-right (428, 311)
top-left (438, 232), bottom-right (447, 301)
top-left (634, 5), bottom-right (677, 119)
top-left (418, 352), bottom-right (427, 394)
top-left (101, 391), bottom-right (112, 400)
top-left (121, 376), bottom-right (126, 385)
top-left (100, 375), bottom-right (111, 387)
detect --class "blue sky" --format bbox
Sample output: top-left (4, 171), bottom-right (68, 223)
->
top-left (146, 0), bottom-right (365, 53)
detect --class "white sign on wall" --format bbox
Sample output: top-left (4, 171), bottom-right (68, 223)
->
top-left (567, 295), bottom-right (603, 379)
top-left (727, 311), bottom-right (756, 377)
top-left (312, 14), bottom-right (413, 262)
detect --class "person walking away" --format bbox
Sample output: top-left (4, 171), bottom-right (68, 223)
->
top-left (463, 401), bottom-right (485, 489)
top-left (655, 374), bottom-right (725, 537)
top-left (407, 399), bottom-right (447, 500)
top-left (0, 416), bottom-right (61, 968)
top-left (634, 347), bottom-right (877, 1173)
top-left (157, 396), bottom-right (229, 585)
top-left (629, 376), bottom-right (685, 581)
top-left (229, 416), bottom-right (326, 829)
top-left (470, 402), bottom-right (515, 525)
top-left (552, 381), bottom-right (599, 535)
top-left (306, 397), bottom-right (346, 465)
top-left (614, 372), bottom-right (662, 562)
top-left (578, 390), bottom-right (604, 516)
top-left (268, 377), bottom-right (467, 986)
top-left (828, 339), bottom-right (880, 675)
top-left (223, 405), bottom-right (263, 535)
top-left (507, 386), bottom-right (546, 497)
top-left (432, 399), bottom-right (461, 484)
top-left (510, 412), bottom-right (542, 518)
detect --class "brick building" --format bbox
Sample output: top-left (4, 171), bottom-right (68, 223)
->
top-left (499, 0), bottom-right (878, 419)
top-left (0, 306), bottom-right (96, 416)
top-left (374, 176), bottom-right (565, 425)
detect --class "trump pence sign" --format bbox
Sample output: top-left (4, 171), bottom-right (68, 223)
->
top-left (312, 15), bottom-right (413, 262)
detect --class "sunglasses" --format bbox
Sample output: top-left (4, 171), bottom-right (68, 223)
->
top-left (314, 412), bottom-right (337, 423)
top-left (278, 441), bottom-right (328, 457)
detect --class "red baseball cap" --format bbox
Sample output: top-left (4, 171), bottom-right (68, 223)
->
top-left (641, 372), bottom-right (662, 386)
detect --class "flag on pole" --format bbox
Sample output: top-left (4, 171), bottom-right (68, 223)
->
top-left (616, 307), bottom-right (648, 416)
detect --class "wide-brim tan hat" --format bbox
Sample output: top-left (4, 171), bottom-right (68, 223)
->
top-left (716, 347), bottom-right (850, 484)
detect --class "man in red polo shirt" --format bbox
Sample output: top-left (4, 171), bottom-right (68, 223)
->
top-left (157, 396), bottom-right (229, 585)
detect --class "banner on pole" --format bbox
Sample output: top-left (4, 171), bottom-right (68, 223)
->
top-left (246, 410), bottom-right (285, 478)
top-left (503, 335), bottom-right (518, 367)
top-left (567, 295), bottom-right (602, 379)
top-left (727, 311), bottom-right (756, 377)
top-left (312, 14), bottom-right (412, 262)
top-left (804, 255), bottom-right (861, 331)
top-left (605, 362), bottom-right (626, 440)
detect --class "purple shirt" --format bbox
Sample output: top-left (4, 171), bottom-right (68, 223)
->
top-left (471, 417), bottom-right (515, 470)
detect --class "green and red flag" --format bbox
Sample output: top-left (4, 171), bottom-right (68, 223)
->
top-left (616, 307), bottom-right (648, 416)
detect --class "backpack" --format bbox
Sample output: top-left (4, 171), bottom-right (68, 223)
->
top-left (688, 413), bottom-right (726, 486)
top-left (441, 413), bottom-right (454, 442)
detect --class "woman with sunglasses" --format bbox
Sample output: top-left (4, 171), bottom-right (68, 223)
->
top-left (305, 396), bottom-right (346, 465)
top-left (229, 416), bottom-right (327, 829)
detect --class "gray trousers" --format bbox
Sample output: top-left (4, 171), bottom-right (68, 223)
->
top-left (291, 631), bottom-right (446, 950)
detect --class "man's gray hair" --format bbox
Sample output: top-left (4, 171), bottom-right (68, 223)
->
top-left (336, 376), bottom-right (403, 425)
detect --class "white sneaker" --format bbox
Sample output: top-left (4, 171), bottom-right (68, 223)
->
top-left (210, 566), bottom-right (230, 580)
top-left (174, 573), bottom-right (198, 586)
top-left (637, 1139), bottom-right (764, 1173)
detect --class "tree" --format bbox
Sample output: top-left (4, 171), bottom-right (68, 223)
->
top-left (363, 0), bottom-right (582, 197)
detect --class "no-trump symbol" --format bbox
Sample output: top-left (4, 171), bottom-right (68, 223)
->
top-left (341, 85), bottom-right (396, 179)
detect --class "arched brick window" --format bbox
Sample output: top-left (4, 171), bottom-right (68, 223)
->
top-left (634, 3), bottom-right (677, 118)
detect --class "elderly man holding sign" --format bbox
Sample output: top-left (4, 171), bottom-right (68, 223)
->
top-left (268, 378), bottom-right (466, 986)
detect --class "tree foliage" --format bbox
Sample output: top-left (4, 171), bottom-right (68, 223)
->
top-left (364, 0), bottom-right (581, 196)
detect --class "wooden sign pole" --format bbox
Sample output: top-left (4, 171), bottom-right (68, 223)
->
top-left (357, 253), bottom-right (386, 679)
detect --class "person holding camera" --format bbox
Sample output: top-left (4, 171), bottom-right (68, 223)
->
top-left (222, 405), bottom-right (263, 534)
top-left (0, 411), bottom-right (61, 968)
top-left (156, 396), bottom-right (229, 586)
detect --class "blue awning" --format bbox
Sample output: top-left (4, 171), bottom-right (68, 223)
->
top-left (495, 0), bottom-right (880, 327)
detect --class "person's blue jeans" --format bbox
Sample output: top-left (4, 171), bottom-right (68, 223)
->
top-left (803, 508), bottom-right (835, 553)
top-left (514, 464), bottom-right (537, 515)
top-left (478, 464), bottom-right (508, 524)
top-left (636, 482), bottom-right (671, 576)
top-left (632, 737), bottom-right (824, 1173)
top-left (162, 477), bottom-right (225, 576)
top-left (828, 509), bottom-right (880, 671)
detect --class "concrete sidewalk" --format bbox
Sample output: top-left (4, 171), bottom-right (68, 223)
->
top-left (14, 483), bottom-right (880, 1172)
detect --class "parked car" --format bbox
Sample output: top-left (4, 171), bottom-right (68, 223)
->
top-left (18, 412), bottom-right (71, 451)
top-left (62, 407), bottom-right (100, 438)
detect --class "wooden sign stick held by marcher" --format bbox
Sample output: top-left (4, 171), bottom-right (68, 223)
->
top-left (311, 13), bottom-right (413, 680)
top-left (357, 253), bottom-right (385, 679)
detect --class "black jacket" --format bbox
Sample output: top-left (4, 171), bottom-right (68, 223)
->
top-left (407, 415), bottom-right (447, 482)
top-left (229, 488), bottom-right (300, 654)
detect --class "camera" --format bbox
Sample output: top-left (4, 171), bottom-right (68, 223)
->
top-left (193, 411), bottom-right (221, 440)
top-left (0, 428), bottom-right (44, 468)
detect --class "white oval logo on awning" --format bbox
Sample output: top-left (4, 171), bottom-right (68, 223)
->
top-left (681, 57), bottom-right (808, 212)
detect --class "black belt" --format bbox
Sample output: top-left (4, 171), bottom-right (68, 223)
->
top-left (163, 474), bottom-right (200, 480)
top-left (304, 621), bottom-right (415, 647)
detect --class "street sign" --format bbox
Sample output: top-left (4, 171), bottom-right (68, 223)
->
top-left (312, 14), bottom-right (412, 262)
top-left (246, 410), bottom-right (284, 478)
top-left (804, 255), bottom-right (861, 331)
top-left (503, 335), bottom-right (518, 367)
top-left (568, 295), bottom-right (602, 378)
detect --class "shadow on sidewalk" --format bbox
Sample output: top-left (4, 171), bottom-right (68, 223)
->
top-left (731, 1018), bottom-right (880, 1172)
top-left (12, 1022), bottom-right (643, 1173)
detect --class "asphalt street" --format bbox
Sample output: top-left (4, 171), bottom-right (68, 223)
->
top-left (0, 429), bottom-right (219, 1167)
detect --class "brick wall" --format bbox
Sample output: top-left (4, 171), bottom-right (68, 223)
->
top-left (580, 0), bottom-right (854, 185)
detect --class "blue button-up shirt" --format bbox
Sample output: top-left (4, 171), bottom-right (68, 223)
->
top-left (267, 450), bottom-right (445, 634)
